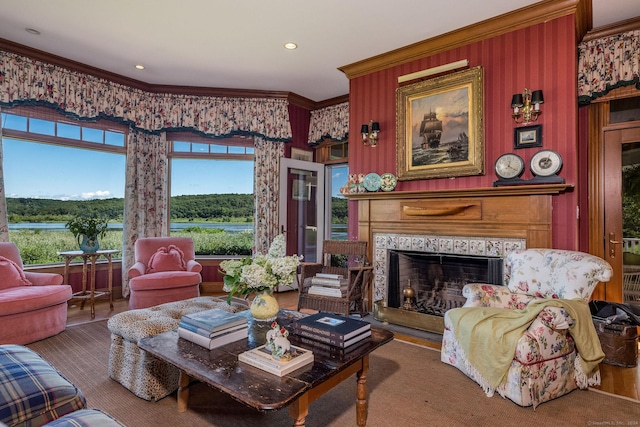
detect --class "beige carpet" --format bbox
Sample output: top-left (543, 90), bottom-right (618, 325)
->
top-left (26, 321), bottom-right (639, 427)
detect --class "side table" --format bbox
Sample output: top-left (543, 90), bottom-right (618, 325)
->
top-left (58, 249), bottom-right (119, 319)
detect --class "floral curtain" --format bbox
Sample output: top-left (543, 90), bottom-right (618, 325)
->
top-left (0, 51), bottom-right (292, 142)
top-left (0, 106), bottom-right (8, 242)
top-left (121, 129), bottom-right (168, 297)
top-left (307, 102), bottom-right (349, 145)
top-left (253, 137), bottom-right (283, 254)
top-left (578, 30), bottom-right (640, 105)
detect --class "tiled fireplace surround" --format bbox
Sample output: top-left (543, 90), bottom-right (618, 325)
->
top-left (348, 184), bottom-right (571, 333)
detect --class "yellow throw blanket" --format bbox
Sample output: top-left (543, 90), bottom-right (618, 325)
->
top-left (447, 298), bottom-right (604, 390)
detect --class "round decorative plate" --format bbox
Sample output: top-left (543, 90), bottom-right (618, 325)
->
top-left (380, 173), bottom-right (397, 191)
top-left (363, 173), bottom-right (382, 192)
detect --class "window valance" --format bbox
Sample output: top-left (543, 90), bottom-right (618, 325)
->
top-left (0, 51), bottom-right (292, 142)
top-left (578, 30), bottom-right (640, 105)
top-left (307, 101), bottom-right (349, 145)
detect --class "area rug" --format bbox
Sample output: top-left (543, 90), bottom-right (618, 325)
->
top-left (27, 321), bottom-right (639, 427)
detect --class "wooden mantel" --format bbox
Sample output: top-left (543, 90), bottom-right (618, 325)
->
top-left (347, 184), bottom-right (573, 251)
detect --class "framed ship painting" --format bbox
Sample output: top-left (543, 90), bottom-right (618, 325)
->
top-left (396, 66), bottom-right (484, 180)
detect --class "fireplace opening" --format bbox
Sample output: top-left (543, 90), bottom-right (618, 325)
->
top-left (387, 251), bottom-right (503, 316)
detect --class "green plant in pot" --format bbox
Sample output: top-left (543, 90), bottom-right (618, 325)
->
top-left (65, 215), bottom-right (109, 253)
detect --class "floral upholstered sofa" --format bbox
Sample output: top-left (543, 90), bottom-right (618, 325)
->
top-left (441, 249), bottom-right (612, 408)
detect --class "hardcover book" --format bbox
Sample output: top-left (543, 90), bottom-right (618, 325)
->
top-left (291, 312), bottom-right (370, 341)
top-left (308, 285), bottom-right (343, 297)
top-left (178, 320), bottom-right (247, 338)
top-left (289, 333), bottom-right (371, 358)
top-left (310, 277), bottom-right (348, 287)
top-left (180, 308), bottom-right (247, 333)
top-left (315, 273), bottom-right (343, 280)
top-left (291, 327), bottom-right (371, 348)
top-left (178, 326), bottom-right (248, 350)
top-left (238, 344), bottom-right (314, 376)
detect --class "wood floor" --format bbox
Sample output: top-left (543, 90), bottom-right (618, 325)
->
top-left (66, 291), bottom-right (640, 402)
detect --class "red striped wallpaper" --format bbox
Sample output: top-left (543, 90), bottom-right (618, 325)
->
top-left (347, 14), bottom-right (579, 249)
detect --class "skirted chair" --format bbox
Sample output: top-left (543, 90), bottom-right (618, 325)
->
top-left (441, 248), bottom-right (613, 408)
top-left (128, 237), bottom-right (202, 309)
top-left (297, 240), bottom-right (372, 317)
top-left (0, 242), bottom-right (71, 344)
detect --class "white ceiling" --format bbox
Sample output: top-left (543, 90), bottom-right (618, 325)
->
top-left (0, 0), bottom-right (638, 102)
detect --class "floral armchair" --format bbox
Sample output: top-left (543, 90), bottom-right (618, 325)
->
top-left (441, 249), bottom-right (612, 408)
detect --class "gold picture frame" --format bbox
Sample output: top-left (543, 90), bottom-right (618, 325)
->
top-left (396, 66), bottom-right (484, 180)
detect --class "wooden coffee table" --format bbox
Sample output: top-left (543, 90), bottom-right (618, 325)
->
top-left (138, 310), bottom-right (394, 426)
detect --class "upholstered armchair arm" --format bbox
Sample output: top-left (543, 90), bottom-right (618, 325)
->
top-left (462, 283), bottom-right (534, 309)
top-left (128, 261), bottom-right (147, 278)
top-left (24, 271), bottom-right (63, 286)
top-left (185, 259), bottom-right (202, 273)
top-left (533, 306), bottom-right (574, 330)
top-left (515, 307), bottom-right (576, 364)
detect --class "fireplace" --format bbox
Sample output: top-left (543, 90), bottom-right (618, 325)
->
top-left (347, 184), bottom-right (571, 333)
top-left (387, 251), bottom-right (503, 315)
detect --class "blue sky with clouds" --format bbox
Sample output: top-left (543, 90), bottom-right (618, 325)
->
top-left (3, 139), bottom-right (254, 199)
top-left (3, 138), bottom-right (346, 200)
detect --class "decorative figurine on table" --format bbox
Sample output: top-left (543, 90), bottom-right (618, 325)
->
top-left (265, 321), bottom-right (291, 360)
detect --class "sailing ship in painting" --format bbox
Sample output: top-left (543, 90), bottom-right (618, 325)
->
top-left (412, 109), bottom-right (469, 167)
top-left (419, 111), bottom-right (442, 149)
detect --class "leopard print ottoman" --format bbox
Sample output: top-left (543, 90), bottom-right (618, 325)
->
top-left (107, 296), bottom-right (248, 401)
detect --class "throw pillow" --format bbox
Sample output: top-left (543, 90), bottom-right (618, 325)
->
top-left (0, 255), bottom-right (32, 289)
top-left (146, 245), bottom-right (187, 273)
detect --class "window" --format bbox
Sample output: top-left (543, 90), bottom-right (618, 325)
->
top-left (168, 133), bottom-right (255, 256)
top-left (326, 163), bottom-right (348, 240)
top-left (1, 108), bottom-right (126, 265)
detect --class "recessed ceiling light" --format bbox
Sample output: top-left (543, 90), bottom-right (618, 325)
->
top-left (25, 28), bottom-right (41, 35)
top-left (284, 42), bottom-right (297, 50)
top-left (135, 65), bottom-right (145, 70)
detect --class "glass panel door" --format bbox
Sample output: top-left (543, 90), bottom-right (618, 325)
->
top-left (279, 158), bottom-right (325, 278)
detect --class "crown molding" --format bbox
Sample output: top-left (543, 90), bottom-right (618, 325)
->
top-left (339, 0), bottom-right (588, 79)
top-left (582, 15), bottom-right (640, 42)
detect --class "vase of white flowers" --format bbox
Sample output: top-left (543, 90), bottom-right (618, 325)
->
top-left (219, 234), bottom-right (301, 322)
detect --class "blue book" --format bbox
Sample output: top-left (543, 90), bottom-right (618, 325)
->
top-left (181, 309), bottom-right (247, 333)
top-left (178, 320), bottom-right (247, 338)
top-left (291, 312), bottom-right (370, 342)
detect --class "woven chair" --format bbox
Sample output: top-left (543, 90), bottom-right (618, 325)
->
top-left (297, 240), bottom-right (373, 317)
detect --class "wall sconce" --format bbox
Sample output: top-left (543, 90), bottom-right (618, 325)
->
top-left (511, 88), bottom-right (544, 125)
top-left (361, 121), bottom-right (380, 147)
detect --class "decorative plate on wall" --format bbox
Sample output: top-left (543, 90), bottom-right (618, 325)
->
top-left (363, 173), bottom-right (382, 192)
top-left (380, 173), bottom-right (397, 191)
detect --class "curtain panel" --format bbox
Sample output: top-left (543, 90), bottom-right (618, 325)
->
top-left (122, 129), bottom-right (169, 297)
top-left (253, 137), bottom-right (283, 255)
top-left (307, 102), bottom-right (349, 145)
top-left (578, 30), bottom-right (640, 105)
top-left (0, 106), bottom-right (8, 242)
top-left (0, 51), bottom-right (292, 142)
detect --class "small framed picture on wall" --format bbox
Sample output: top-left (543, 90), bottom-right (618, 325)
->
top-left (514, 124), bottom-right (542, 149)
top-left (291, 147), bottom-right (313, 162)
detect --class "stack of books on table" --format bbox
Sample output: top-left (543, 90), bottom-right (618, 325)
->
top-left (290, 312), bottom-right (371, 349)
top-left (178, 309), bottom-right (248, 350)
top-left (238, 344), bottom-right (314, 377)
top-left (307, 273), bottom-right (348, 297)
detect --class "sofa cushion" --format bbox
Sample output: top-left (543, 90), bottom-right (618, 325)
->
top-left (0, 285), bottom-right (72, 317)
top-left (146, 245), bottom-right (186, 273)
top-left (0, 345), bottom-right (86, 426)
top-left (0, 256), bottom-right (31, 290)
top-left (43, 409), bottom-right (125, 427)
